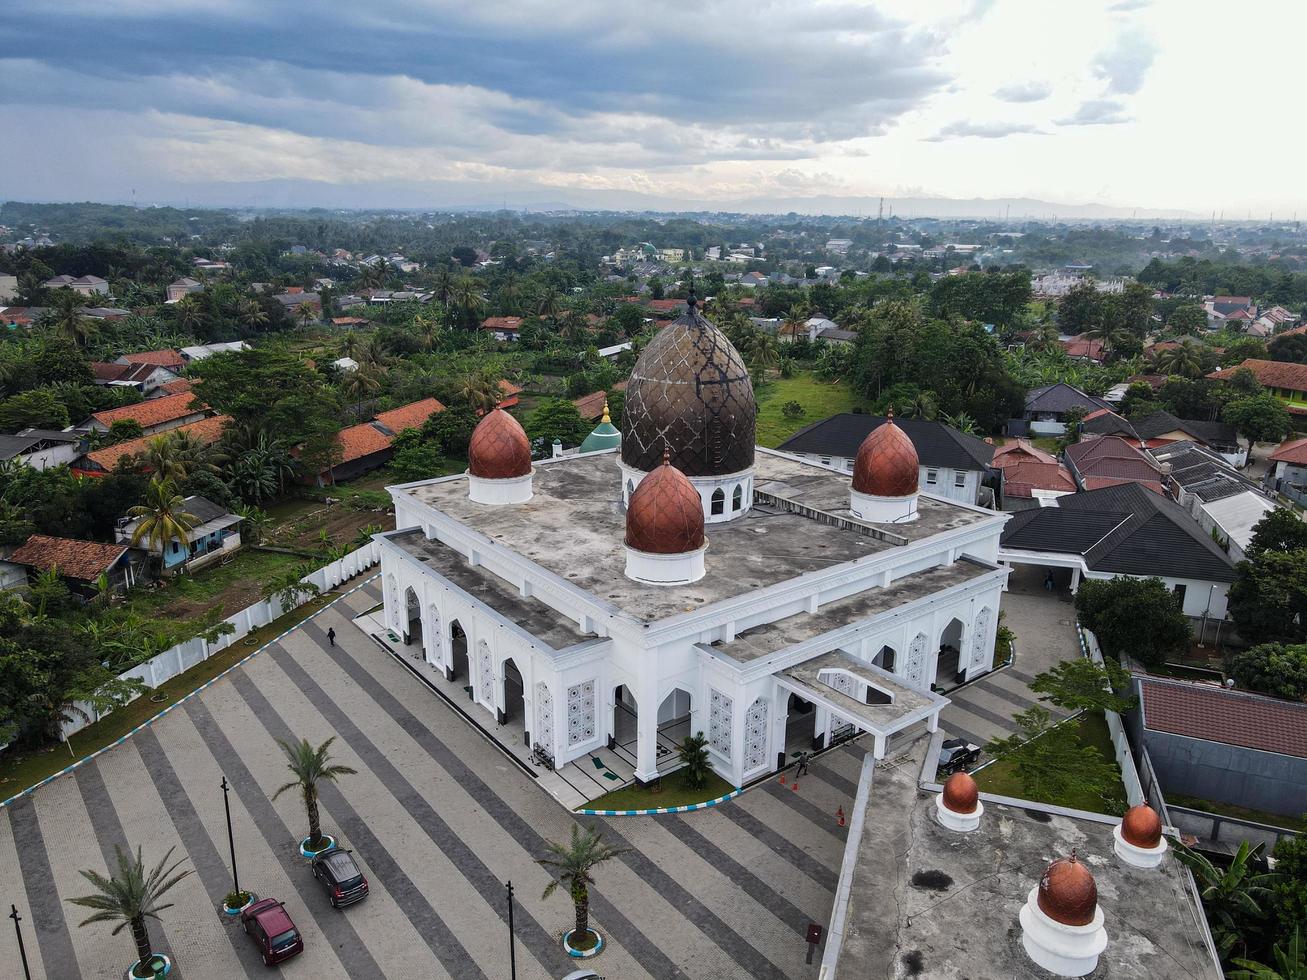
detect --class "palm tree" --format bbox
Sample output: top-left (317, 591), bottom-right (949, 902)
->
top-left (358, 258), bottom-right (389, 290)
top-left (139, 434), bottom-right (188, 481)
top-left (339, 330), bottom-right (362, 360)
top-left (343, 364), bottom-right (383, 418)
top-left (172, 294), bottom-right (204, 336)
top-left (430, 265), bottom-right (456, 306)
top-left (940, 411), bottom-right (978, 435)
top-left (413, 312), bottom-right (442, 350)
top-left (127, 479), bottom-right (196, 566)
top-left (1175, 839), bottom-right (1282, 962)
top-left (536, 287), bottom-right (564, 328)
top-left (497, 271), bottom-right (523, 314)
top-left (272, 737), bottom-right (356, 851)
top-left (452, 277), bottom-right (487, 329)
top-left (233, 504), bottom-right (272, 545)
top-left (558, 308), bottom-right (589, 343)
top-left (68, 845), bottom-right (194, 978)
top-left (751, 333), bottom-right (780, 375)
top-left (237, 298), bottom-right (269, 332)
top-left (539, 825), bottom-right (627, 950)
top-left (1155, 341), bottom-right (1204, 379)
top-left (677, 732), bottom-right (711, 789)
top-left (48, 288), bottom-right (95, 347)
top-left (260, 568), bottom-right (320, 611)
top-left (454, 373), bottom-right (501, 413)
top-left (296, 302), bottom-right (318, 328)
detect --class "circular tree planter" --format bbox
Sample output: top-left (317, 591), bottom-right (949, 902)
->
top-left (299, 834), bottom-right (336, 859)
top-left (125, 953), bottom-right (172, 978)
top-left (222, 891), bottom-right (257, 917)
top-left (562, 929), bottom-right (604, 958)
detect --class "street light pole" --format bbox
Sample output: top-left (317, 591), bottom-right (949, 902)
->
top-left (506, 880), bottom-right (517, 980)
top-left (10, 904), bottom-right (32, 980)
top-left (221, 775), bottom-right (239, 897)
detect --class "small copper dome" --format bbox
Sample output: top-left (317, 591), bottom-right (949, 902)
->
top-left (941, 772), bottom-right (979, 814)
top-left (468, 409), bottom-right (532, 479)
top-left (1121, 803), bottom-right (1163, 849)
top-left (625, 451), bottom-right (706, 555)
top-left (852, 413), bottom-right (919, 497)
top-left (1037, 852), bottom-right (1098, 926)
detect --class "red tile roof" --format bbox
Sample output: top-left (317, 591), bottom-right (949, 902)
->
top-left (1000, 461), bottom-right (1077, 497)
top-left (335, 422), bottom-right (393, 464)
top-left (993, 439), bottom-right (1059, 466)
top-left (481, 316), bottom-right (524, 332)
top-left (81, 415), bottom-right (230, 473)
top-left (90, 392), bottom-right (204, 430)
top-left (120, 349), bottom-right (185, 370)
top-left (648, 299), bottom-right (687, 312)
top-left (158, 378), bottom-right (194, 395)
top-left (1212, 295), bottom-right (1252, 305)
top-left (1060, 337), bottom-right (1105, 360)
top-left (1141, 676), bottom-right (1307, 759)
top-left (1080, 475), bottom-right (1166, 494)
top-left (9, 534), bottom-right (129, 580)
top-left (1209, 358), bottom-right (1307, 392)
top-left (572, 381), bottom-right (628, 420)
top-left (373, 397), bottom-right (445, 434)
top-left (1270, 436), bottom-right (1307, 465)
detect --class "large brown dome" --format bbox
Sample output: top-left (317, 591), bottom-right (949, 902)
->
top-left (852, 414), bottom-right (919, 497)
top-left (1037, 853), bottom-right (1098, 926)
top-left (625, 453), bottom-right (706, 555)
top-left (1121, 803), bottom-right (1163, 848)
top-left (468, 409), bottom-right (532, 479)
top-left (621, 300), bottom-right (756, 476)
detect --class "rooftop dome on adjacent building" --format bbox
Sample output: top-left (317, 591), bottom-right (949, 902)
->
top-left (1037, 853), bottom-right (1098, 927)
top-left (941, 771), bottom-right (979, 814)
top-left (468, 408), bottom-right (532, 479)
top-left (621, 296), bottom-right (755, 477)
top-left (1121, 803), bottom-right (1163, 849)
top-left (852, 411), bottom-right (919, 498)
top-left (625, 450), bottom-right (706, 555)
top-left (579, 402), bottom-right (622, 454)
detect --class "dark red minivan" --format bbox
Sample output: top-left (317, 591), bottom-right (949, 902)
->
top-left (240, 898), bottom-right (305, 966)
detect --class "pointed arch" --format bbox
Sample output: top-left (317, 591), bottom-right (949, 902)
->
top-left (710, 487), bottom-right (725, 515)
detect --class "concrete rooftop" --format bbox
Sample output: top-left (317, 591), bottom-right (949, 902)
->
top-left (782, 651), bottom-right (941, 732)
top-left (836, 737), bottom-right (1220, 980)
top-left (401, 449), bottom-right (993, 625)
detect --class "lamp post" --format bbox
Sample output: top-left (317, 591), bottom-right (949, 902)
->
top-left (221, 776), bottom-right (240, 898)
top-left (505, 880), bottom-right (517, 980)
top-left (10, 905), bottom-right (32, 980)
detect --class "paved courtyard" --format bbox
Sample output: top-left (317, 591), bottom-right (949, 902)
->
top-left (0, 576), bottom-right (857, 980)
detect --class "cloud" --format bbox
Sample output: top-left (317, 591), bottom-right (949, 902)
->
top-left (924, 119), bottom-right (1045, 141)
top-left (993, 81), bottom-right (1052, 103)
top-left (1108, 0), bottom-right (1151, 10)
top-left (1057, 99), bottom-right (1131, 126)
top-left (1092, 29), bottom-right (1158, 94)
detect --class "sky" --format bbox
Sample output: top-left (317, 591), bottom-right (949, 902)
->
top-left (2, 0), bottom-right (1303, 216)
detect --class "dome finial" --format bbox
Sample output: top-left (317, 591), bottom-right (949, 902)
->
top-left (686, 272), bottom-right (697, 311)
top-left (662, 444), bottom-right (671, 466)
top-left (887, 404), bottom-right (895, 422)
top-left (602, 400), bottom-right (611, 424)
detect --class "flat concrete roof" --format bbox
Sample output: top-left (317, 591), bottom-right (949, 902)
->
top-left (711, 560), bottom-right (992, 663)
top-left (389, 530), bottom-right (592, 651)
top-left (781, 651), bottom-right (941, 733)
top-left (836, 738), bottom-right (1220, 980)
top-left (401, 449), bottom-right (992, 625)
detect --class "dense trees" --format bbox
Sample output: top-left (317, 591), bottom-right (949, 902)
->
top-left (1228, 643), bottom-right (1307, 701)
top-left (1074, 576), bottom-right (1191, 667)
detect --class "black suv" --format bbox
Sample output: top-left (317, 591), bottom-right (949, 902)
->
top-left (311, 846), bottom-right (369, 908)
top-left (937, 738), bottom-right (981, 776)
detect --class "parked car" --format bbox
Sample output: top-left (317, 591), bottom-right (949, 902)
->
top-left (937, 738), bottom-right (981, 776)
top-left (311, 845), bottom-right (370, 908)
top-left (240, 898), bottom-right (304, 966)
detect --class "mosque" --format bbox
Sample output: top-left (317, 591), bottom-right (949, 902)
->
top-left (376, 297), bottom-right (1009, 788)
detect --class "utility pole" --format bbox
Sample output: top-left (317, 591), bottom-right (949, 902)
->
top-left (221, 776), bottom-right (240, 899)
top-left (10, 905), bottom-right (32, 980)
top-left (506, 880), bottom-right (517, 980)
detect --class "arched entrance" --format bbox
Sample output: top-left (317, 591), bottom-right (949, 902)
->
top-left (610, 684), bottom-right (638, 765)
top-left (403, 587), bottom-right (422, 657)
top-left (502, 657), bottom-right (525, 744)
top-left (656, 688), bottom-right (692, 763)
top-left (936, 618), bottom-right (965, 690)
top-left (781, 692), bottom-right (816, 767)
top-left (449, 619), bottom-right (470, 689)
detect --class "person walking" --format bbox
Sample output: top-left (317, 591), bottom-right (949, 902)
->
top-left (327, 627), bottom-right (336, 647)
top-left (796, 751), bottom-right (810, 777)
top-left (1044, 570), bottom-right (1054, 592)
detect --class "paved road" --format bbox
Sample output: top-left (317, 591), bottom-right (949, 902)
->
top-left (0, 577), bottom-right (857, 980)
top-left (940, 567), bottom-right (1082, 749)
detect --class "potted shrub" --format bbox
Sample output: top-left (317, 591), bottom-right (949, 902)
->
top-left (222, 889), bottom-right (255, 916)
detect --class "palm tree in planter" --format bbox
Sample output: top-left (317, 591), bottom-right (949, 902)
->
top-left (68, 845), bottom-right (193, 978)
top-left (272, 736), bottom-right (356, 855)
top-left (539, 824), bottom-right (626, 955)
top-left (677, 732), bottom-right (711, 790)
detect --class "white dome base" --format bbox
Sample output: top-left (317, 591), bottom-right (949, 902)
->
top-left (1113, 823), bottom-right (1169, 869)
top-left (850, 488), bottom-right (918, 523)
top-left (468, 471), bottom-right (534, 505)
top-left (935, 793), bottom-right (983, 833)
top-left (624, 543), bottom-right (707, 585)
top-left (620, 461), bottom-right (753, 524)
top-left (1019, 886), bottom-right (1107, 978)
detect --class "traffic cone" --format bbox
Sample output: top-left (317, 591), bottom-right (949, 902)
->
top-left (836, 806), bottom-right (845, 827)
top-left (778, 773), bottom-right (786, 785)
top-left (791, 780), bottom-right (799, 791)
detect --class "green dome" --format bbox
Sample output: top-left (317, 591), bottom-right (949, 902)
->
top-left (580, 419), bottom-right (621, 454)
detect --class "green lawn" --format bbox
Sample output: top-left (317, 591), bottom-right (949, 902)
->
top-left (1165, 793), bottom-right (1307, 833)
top-left (973, 712), bottom-right (1127, 815)
top-left (585, 768), bottom-right (735, 811)
top-left (123, 549), bottom-right (304, 620)
top-left (753, 370), bottom-right (865, 447)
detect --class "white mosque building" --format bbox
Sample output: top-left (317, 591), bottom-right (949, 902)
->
top-left (376, 297), bottom-right (1009, 791)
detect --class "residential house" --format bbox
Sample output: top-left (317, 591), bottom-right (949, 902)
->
top-left (1209, 358), bottom-right (1307, 416)
top-left (332, 356), bottom-right (360, 373)
top-left (83, 392), bottom-right (209, 437)
top-left (75, 415), bottom-right (231, 475)
top-left (117, 349), bottom-right (186, 373)
top-left (0, 429), bottom-right (83, 470)
top-left (81, 307), bottom-right (131, 321)
top-left (647, 298), bottom-right (688, 316)
top-left (496, 380), bottom-right (523, 411)
top-left (180, 341), bottom-right (249, 362)
top-left (1204, 294), bottom-right (1257, 328)
top-left (1059, 335), bottom-right (1106, 363)
top-left (1265, 435), bottom-right (1307, 502)
top-left (572, 381), bottom-right (628, 421)
top-left (1064, 436), bottom-right (1166, 493)
top-left (998, 481), bottom-right (1237, 616)
top-left (165, 278), bottom-right (204, 302)
top-left (1021, 382), bottom-right (1111, 435)
top-left (991, 440), bottom-right (1076, 509)
top-left (331, 316), bottom-right (369, 328)
top-left (481, 316), bottom-right (524, 341)
top-left (90, 360), bottom-right (178, 395)
top-left (304, 398), bottom-right (445, 486)
top-left (115, 495), bottom-right (243, 574)
top-left (7, 534), bottom-right (140, 595)
top-left (272, 290), bottom-right (321, 313)
top-left (43, 274), bottom-right (110, 296)
top-left (776, 413), bottom-right (996, 506)
top-left (1083, 408), bottom-right (1245, 465)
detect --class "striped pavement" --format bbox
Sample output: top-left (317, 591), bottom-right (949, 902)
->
top-left (0, 576), bottom-right (860, 980)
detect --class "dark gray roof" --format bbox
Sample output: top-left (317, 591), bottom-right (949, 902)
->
top-left (16, 428), bottom-right (80, 442)
top-left (0, 429), bottom-right (80, 459)
top-left (0, 434), bottom-right (37, 460)
top-left (182, 495), bottom-right (231, 524)
top-left (1024, 382), bottom-right (1111, 415)
top-left (1081, 412), bottom-right (1137, 438)
top-left (777, 413), bottom-right (995, 471)
top-left (817, 327), bottom-right (859, 342)
top-left (1150, 442), bottom-right (1259, 501)
top-left (1131, 411), bottom-right (1238, 448)
top-left (1002, 482), bottom-right (1236, 581)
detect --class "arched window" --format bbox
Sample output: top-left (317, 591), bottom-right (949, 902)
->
top-left (732, 484), bottom-right (743, 511)
top-left (626, 479), bottom-right (635, 495)
top-left (710, 488), bottom-right (725, 515)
